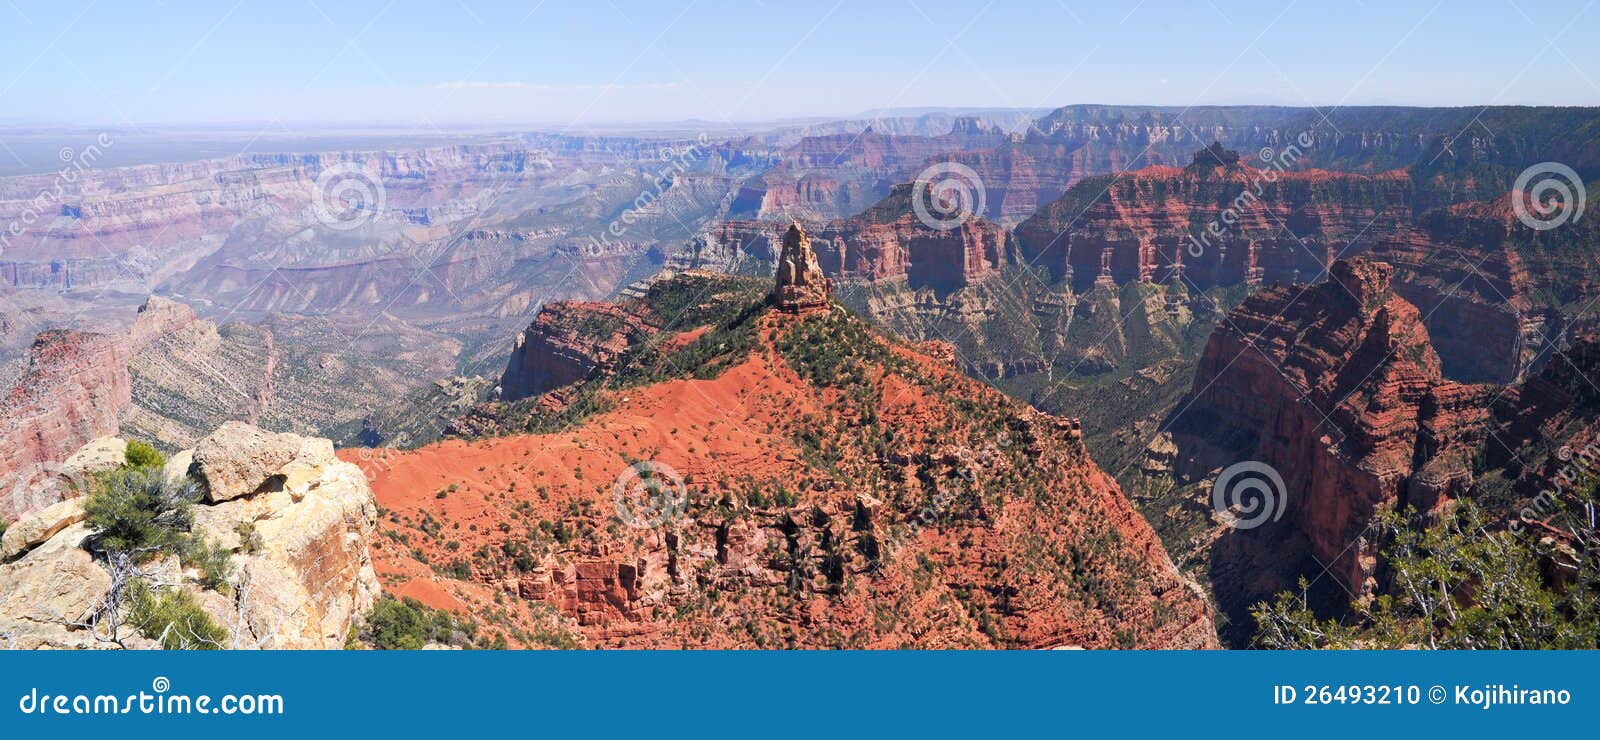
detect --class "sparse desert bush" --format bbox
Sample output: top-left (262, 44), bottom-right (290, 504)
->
top-left (1254, 502), bottom-right (1600, 649)
top-left (179, 537), bottom-right (235, 592)
top-left (126, 580), bottom-right (227, 650)
top-left (354, 596), bottom-right (476, 650)
top-left (83, 467), bottom-right (199, 558)
top-left (124, 439), bottom-right (166, 470)
top-left (234, 521), bottom-right (264, 554)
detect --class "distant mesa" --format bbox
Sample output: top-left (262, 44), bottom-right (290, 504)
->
top-left (1186, 141), bottom-right (1242, 172)
top-left (770, 222), bottom-right (833, 312)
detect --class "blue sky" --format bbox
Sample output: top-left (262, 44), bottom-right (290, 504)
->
top-left (2, 0), bottom-right (1598, 127)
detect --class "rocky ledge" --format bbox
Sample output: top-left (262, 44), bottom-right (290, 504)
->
top-left (0, 422), bottom-right (379, 649)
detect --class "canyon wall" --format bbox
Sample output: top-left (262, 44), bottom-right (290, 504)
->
top-left (1172, 258), bottom-right (1492, 593)
top-left (499, 301), bottom-right (654, 401)
top-left (1, 293), bottom-right (459, 523)
top-left (0, 298), bottom-right (194, 520)
top-left (730, 121), bottom-right (1010, 223)
top-left (1013, 158), bottom-right (1562, 385)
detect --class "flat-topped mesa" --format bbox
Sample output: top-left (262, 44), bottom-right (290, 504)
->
top-left (770, 222), bottom-right (833, 312)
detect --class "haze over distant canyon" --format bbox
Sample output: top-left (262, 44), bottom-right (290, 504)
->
top-left (4, 99), bottom-right (1600, 649)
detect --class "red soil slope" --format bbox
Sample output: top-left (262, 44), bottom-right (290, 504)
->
top-left (346, 285), bottom-right (1216, 649)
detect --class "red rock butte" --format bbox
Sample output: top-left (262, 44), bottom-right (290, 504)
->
top-left (770, 222), bottom-right (833, 312)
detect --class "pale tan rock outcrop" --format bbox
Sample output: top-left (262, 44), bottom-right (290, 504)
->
top-left (0, 425), bottom-right (379, 650)
top-left (59, 437), bottom-right (128, 482)
top-left (161, 449), bottom-right (194, 484)
top-left (191, 434), bottom-right (380, 648)
top-left (190, 421), bottom-right (305, 503)
top-left (0, 497), bottom-right (87, 561)
top-left (0, 522), bottom-right (122, 649)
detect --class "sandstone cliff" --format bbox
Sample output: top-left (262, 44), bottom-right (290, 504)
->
top-left (1012, 156), bottom-right (1582, 388)
top-left (688, 185), bottom-right (1011, 293)
top-left (498, 301), bottom-right (653, 402)
top-left (0, 298), bottom-right (194, 520)
top-left (1171, 258), bottom-right (1492, 594)
top-left (0, 424), bottom-right (379, 649)
top-left (770, 222), bottom-right (832, 310)
top-left (1155, 257), bottom-right (1600, 645)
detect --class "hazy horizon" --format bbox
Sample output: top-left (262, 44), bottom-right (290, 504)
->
top-left (5, 99), bottom-right (1599, 177)
top-left (11, 101), bottom-right (1600, 132)
top-left (2, 0), bottom-right (1597, 132)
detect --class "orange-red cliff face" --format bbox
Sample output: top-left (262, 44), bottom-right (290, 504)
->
top-left (0, 297), bottom-right (194, 520)
top-left (0, 330), bottom-right (132, 518)
top-left (1369, 204), bottom-right (1564, 383)
top-left (1014, 163), bottom-right (1417, 290)
top-left (1173, 258), bottom-right (1494, 593)
top-left (498, 301), bottom-right (652, 402)
top-left (690, 185), bottom-right (1009, 293)
top-left (1012, 159), bottom-right (1565, 385)
top-left (353, 273), bottom-right (1217, 649)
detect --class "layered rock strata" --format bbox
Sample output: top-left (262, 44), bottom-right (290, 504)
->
top-left (1172, 258), bottom-right (1492, 593)
top-left (0, 298), bottom-right (194, 520)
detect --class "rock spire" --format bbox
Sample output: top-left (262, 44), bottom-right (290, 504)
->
top-left (771, 222), bottom-right (832, 312)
